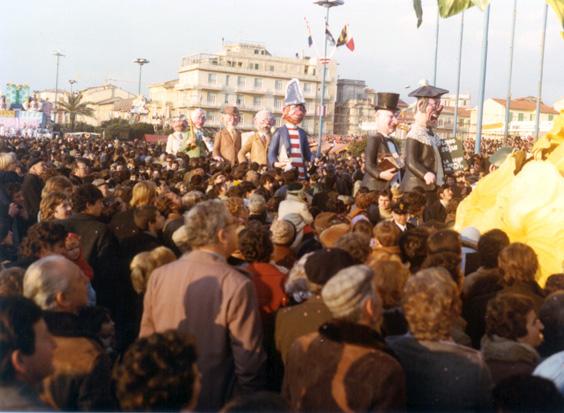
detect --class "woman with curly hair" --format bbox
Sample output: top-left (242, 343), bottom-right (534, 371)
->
top-left (482, 293), bottom-right (544, 385)
top-left (113, 330), bottom-right (200, 411)
top-left (498, 242), bottom-right (545, 311)
top-left (39, 191), bottom-right (72, 221)
top-left (386, 267), bottom-right (492, 411)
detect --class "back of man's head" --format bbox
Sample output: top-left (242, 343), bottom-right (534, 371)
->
top-left (23, 255), bottom-right (87, 313)
top-left (477, 228), bottom-right (510, 269)
top-left (322, 265), bottom-right (378, 324)
top-left (0, 296), bottom-right (54, 385)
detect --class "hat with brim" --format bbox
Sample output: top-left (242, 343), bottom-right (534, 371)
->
top-left (408, 85), bottom-right (449, 99)
top-left (319, 223), bottom-right (351, 248)
top-left (223, 105), bottom-right (240, 116)
top-left (375, 92), bottom-right (401, 112)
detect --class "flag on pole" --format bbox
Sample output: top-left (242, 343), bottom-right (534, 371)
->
top-left (437, 0), bottom-right (490, 19)
top-left (304, 17), bottom-right (314, 47)
top-left (546, 0), bottom-right (564, 39)
top-left (336, 24), bottom-right (355, 51)
top-left (325, 24), bottom-right (336, 46)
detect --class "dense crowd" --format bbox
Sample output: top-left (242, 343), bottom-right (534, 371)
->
top-left (0, 131), bottom-right (562, 412)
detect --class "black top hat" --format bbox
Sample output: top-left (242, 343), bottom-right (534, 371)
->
top-left (408, 85), bottom-right (449, 99)
top-left (375, 92), bottom-right (400, 111)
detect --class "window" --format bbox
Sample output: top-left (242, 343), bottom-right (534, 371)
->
top-left (207, 93), bottom-right (216, 104)
top-left (275, 80), bottom-right (283, 90)
top-left (225, 75), bottom-right (230, 86)
top-left (509, 112), bottom-right (514, 121)
top-left (549, 114), bottom-right (554, 121)
top-left (208, 73), bottom-right (216, 84)
top-left (530, 113), bottom-right (534, 121)
top-left (237, 76), bottom-right (245, 87)
top-left (269, 65), bottom-right (275, 71)
top-left (224, 94), bottom-right (229, 104)
top-left (303, 83), bottom-right (311, 93)
top-left (253, 96), bottom-right (261, 107)
top-left (274, 97), bottom-right (282, 109)
top-left (254, 78), bottom-right (262, 89)
top-left (518, 113), bottom-right (524, 121)
top-left (236, 95), bottom-right (242, 105)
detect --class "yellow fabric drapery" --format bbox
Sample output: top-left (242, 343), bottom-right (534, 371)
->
top-left (455, 112), bottom-right (564, 286)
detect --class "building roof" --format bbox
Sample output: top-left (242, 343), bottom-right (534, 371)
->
top-left (492, 97), bottom-right (558, 114)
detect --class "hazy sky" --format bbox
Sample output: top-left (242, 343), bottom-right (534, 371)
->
top-left (1, 0), bottom-right (562, 105)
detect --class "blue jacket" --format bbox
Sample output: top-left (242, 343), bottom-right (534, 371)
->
top-left (267, 125), bottom-right (312, 168)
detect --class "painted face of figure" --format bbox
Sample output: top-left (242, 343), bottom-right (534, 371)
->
top-left (282, 104), bottom-right (306, 125)
top-left (191, 111), bottom-right (206, 129)
top-left (425, 98), bottom-right (443, 128)
top-left (376, 109), bottom-right (399, 136)
top-left (173, 120), bottom-right (187, 132)
top-left (254, 110), bottom-right (275, 133)
top-left (224, 113), bottom-right (240, 128)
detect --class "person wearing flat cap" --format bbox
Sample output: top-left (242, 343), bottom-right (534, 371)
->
top-left (283, 265), bottom-right (406, 411)
top-left (401, 82), bottom-right (448, 203)
top-left (267, 79), bottom-right (312, 180)
top-left (213, 105), bottom-right (241, 166)
top-left (362, 92), bottom-right (404, 191)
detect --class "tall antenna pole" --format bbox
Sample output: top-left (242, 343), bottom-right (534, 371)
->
top-left (53, 50), bottom-right (65, 125)
top-left (534, 4), bottom-right (548, 140)
top-left (474, 5), bottom-right (491, 155)
top-left (503, 0), bottom-right (518, 139)
top-left (453, 12), bottom-right (465, 137)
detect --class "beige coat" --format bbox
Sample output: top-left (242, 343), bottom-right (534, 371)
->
top-left (140, 250), bottom-right (266, 411)
top-left (238, 132), bottom-right (270, 165)
top-left (213, 128), bottom-right (241, 165)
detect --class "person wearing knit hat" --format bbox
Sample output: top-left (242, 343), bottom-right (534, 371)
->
top-left (270, 219), bottom-right (297, 270)
top-left (284, 264), bottom-right (406, 411)
top-left (247, 193), bottom-right (267, 223)
top-left (275, 248), bottom-right (355, 365)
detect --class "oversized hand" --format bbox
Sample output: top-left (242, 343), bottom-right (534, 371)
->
top-left (379, 168), bottom-right (398, 181)
top-left (424, 172), bottom-right (436, 185)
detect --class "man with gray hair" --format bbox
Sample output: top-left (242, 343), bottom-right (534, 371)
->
top-left (283, 265), bottom-right (406, 411)
top-left (23, 255), bottom-right (115, 411)
top-left (238, 110), bottom-right (275, 165)
top-left (140, 199), bottom-right (266, 411)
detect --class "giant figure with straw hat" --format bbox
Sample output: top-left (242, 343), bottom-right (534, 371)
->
top-left (268, 79), bottom-right (312, 179)
top-left (400, 82), bottom-right (449, 203)
top-left (362, 92), bottom-right (403, 191)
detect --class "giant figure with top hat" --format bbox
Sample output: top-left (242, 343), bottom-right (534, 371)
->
top-left (362, 92), bottom-right (403, 191)
top-left (401, 82), bottom-right (449, 203)
top-left (268, 79), bottom-right (312, 179)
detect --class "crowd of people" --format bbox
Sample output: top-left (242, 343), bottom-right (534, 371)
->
top-left (0, 78), bottom-right (562, 413)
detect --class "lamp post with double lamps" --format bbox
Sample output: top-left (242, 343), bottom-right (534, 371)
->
top-left (133, 58), bottom-right (150, 96)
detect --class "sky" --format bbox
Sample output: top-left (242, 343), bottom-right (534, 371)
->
top-left (1, 0), bottom-right (563, 106)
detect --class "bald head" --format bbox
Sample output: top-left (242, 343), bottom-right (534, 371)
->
top-left (23, 255), bottom-right (88, 314)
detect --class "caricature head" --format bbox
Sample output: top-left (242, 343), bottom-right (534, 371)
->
top-left (190, 109), bottom-right (206, 129)
top-left (416, 97), bottom-right (444, 129)
top-left (222, 106), bottom-right (240, 128)
top-left (254, 110), bottom-right (275, 132)
top-left (282, 104), bottom-right (306, 126)
top-left (173, 119), bottom-right (187, 132)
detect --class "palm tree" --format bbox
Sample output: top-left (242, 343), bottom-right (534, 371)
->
top-left (57, 92), bottom-right (94, 131)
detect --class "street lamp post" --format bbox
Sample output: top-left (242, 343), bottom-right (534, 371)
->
top-left (133, 58), bottom-right (150, 96)
top-left (314, 0), bottom-right (344, 159)
top-left (69, 79), bottom-right (77, 94)
top-left (53, 50), bottom-right (65, 125)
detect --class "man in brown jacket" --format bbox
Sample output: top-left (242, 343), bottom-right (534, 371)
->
top-left (283, 265), bottom-right (406, 412)
top-left (213, 105), bottom-right (241, 165)
top-left (140, 199), bottom-right (266, 411)
top-left (238, 110), bottom-right (274, 165)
